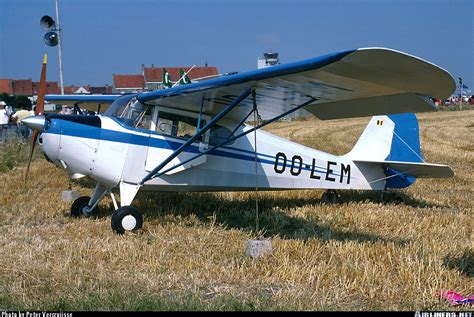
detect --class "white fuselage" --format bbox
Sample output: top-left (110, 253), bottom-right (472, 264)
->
top-left (39, 115), bottom-right (384, 193)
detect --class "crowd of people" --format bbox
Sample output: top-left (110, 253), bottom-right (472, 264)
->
top-left (0, 101), bottom-right (81, 143)
top-left (0, 101), bottom-right (36, 143)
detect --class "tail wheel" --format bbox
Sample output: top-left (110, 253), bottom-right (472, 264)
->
top-left (70, 196), bottom-right (100, 217)
top-left (111, 206), bottom-right (143, 235)
top-left (321, 190), bottom-right (339, 204)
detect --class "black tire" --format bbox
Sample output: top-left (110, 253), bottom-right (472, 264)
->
top-left (392, 195), bottom-right (405, 205)
top-left (70, 196), bottom-right (100, 218)
top-left (321, 190), bottom-right (338, 204)
top-left (111, 206), bottom-right (143, 235)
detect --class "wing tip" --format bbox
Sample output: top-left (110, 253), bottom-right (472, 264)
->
top-left (346, 47), bottom-right (456, 100)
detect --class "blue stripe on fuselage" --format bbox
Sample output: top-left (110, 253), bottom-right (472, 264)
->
top-left (45, 118), bottom-right (344, 177)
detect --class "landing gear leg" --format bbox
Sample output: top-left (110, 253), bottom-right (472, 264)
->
top-left (111, 182), bottom-right (143, 234)
top-left (321, 189), bottom-right (339, 204)
top-left (70, 183), bottom-right (109, 217)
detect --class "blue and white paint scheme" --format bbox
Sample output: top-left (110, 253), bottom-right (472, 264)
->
top-left (24, 47), bottom-right (455, 234)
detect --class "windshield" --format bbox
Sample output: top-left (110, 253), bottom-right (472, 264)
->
top-left (104, 94), bottom-right (150, 128)
top-left (104, 94), bottom-right (137, 118)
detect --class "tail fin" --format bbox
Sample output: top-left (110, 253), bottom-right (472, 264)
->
top-left (347, 113), bottom-right (423, 163)
top-left (345, 113), bottom-right (453, 189)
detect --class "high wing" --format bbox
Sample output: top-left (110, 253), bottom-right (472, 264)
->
top-left (137, 47), bottom-right (455, 121)
top-left (45, 95), bottom-right (120, 112)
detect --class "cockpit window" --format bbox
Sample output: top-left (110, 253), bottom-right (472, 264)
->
top-left (104, 94), bottom-right (151, 129)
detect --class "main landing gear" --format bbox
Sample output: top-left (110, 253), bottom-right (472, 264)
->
top-left (69, 182), bottom-right (143, 235)
top-left (111, 206), bottom-right (143, 234)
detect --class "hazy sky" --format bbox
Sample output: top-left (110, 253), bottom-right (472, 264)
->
top-left (0, 0), bottom-right (472, 91)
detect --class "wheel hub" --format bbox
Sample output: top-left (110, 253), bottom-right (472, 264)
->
top-left (82, 205), bottom-right (91, 216)
top-left (121, 215), bottom-right (137, 231)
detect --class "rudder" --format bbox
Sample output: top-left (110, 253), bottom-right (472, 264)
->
top-left (346, 113), bottom-right (424, 189)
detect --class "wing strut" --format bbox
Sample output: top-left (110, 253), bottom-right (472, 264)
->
top-left (149, 94), bottom-right (318, 179)
top-left (140, 87), bottom-right (252, 184)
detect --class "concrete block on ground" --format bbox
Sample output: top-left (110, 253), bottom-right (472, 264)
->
top-left (246, 239), bottom-right (273, 258)
top-left (61, 190), bottom-right (79, 202)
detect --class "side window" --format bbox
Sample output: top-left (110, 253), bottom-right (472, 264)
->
top-left (156, 117), bottom-right (174, 135)
top-left (156, 111), bottom-right (205, 141)
top-left (177, 121), bottom-right (197, 139)
top-left (209, 125), bottom-right (234, 146)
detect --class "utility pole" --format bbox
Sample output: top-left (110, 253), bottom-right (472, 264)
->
top-left (56, 0), bottom-right (64, 95)
top-left (459, 77), bottom-right (463, 111)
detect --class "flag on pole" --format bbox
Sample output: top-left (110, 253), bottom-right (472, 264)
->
top-left (179, 68), bottom-right (192, 85)
top-left (162, 68), bottom-right (173, 89)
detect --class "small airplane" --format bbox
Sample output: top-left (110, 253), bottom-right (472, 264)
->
top-left (23, 47), bottom-right (456, 234)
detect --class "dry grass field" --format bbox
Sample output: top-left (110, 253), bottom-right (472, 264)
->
top-left (0, 110), bottom-right (472, 311)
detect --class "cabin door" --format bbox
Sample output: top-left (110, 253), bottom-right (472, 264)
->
top-left (145, 107), bottom-right (209, 175)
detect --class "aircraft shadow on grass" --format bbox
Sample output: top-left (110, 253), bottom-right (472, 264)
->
top-left (73, 178), bottom-right (445, 245)
top-left (73, 188), bottom-right (416, 246)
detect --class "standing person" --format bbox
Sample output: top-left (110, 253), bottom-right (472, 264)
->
top-left (0, 101), bottom-right (10, 142)
top-left (11, 106), bottom-right (35, 141)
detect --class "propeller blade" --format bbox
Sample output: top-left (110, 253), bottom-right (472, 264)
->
top-left (24, 130), bottom-right (38, 184)
top-left (35, 54), bottom-right (47, 116)
top-left (25, 54), bottom-right (47, 184)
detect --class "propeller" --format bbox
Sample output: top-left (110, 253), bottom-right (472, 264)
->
top-left (24, 54), bottom-right (47, 183)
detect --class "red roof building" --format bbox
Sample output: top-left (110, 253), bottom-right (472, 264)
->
top-left (112, 74), bottom-right (145, 93)
top-left (32, 81), bottom-right (60, 95)
top-left (64, 85), bottom-right (87, 94)
top-left (89, 85), bottom-right (112, 94)
top-left (0, 79), bottom-right (12, 95)
top-left (143, 66), bottom-right (218, 83)
top-left (12, 79), bottom-right (33, 96)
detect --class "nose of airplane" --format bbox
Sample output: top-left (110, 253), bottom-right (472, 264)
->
top-left (22, 115), bottom-right (46, 132)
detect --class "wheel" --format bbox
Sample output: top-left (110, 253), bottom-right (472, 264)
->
top-left (392, 195), bottom-right (405, 205)
top-left (111, 206), bottom-right (143, 235)
top-left (321, 190), bottom-right (339, 204)
top-left (70, 196), bottom-right (100, 218)
top-left (381, 191), bottom-right (405, 205)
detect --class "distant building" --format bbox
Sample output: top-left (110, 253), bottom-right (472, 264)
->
top-left (112, 74), bottom-right (146, 93)
top-left (257, 52), bottom-right (280, 69)
top-left (64, 85), bottom-right (113, 94)
top-left (143, 66), bottom-right (219, 90)
top-left (0, 79), bottom-right (12, 95)
top-left (1, 77), bottom-right (112, 97)
top-left (89, 85), bottom-right (112, 94)
top-left (12, 79), bottom-right (34, 96)
top-left (64, 85), bottom-right (89, 94)
top-left (111, 65), bottom-right (219, 92)
top-left (33, 81), bottom-right (60, 95)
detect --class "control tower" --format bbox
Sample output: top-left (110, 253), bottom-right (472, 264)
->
top-left (257, 52), bottom-right (280, 69)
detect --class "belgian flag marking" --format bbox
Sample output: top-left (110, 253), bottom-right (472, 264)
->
top-left (377, 120), bottom-right (383, 126)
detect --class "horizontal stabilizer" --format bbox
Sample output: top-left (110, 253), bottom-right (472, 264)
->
top-left (353, 160), bottom-right (454, 178)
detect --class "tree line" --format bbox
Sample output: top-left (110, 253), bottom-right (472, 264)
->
top-left (0, 93), bottom-right (33, 110)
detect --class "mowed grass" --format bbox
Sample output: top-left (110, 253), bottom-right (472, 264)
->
top-left (0, 111), bottom-right (472, 311)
